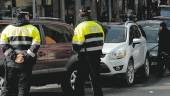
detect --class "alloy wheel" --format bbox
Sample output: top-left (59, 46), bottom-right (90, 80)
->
top-left (144, 58), bottom-right (150, 77)
top-left (126, 60), bottom-right (135, 85)
top-left (70, 70), bottom-right (77, 90)
top-left (0, 77), bottom-right (5, 95)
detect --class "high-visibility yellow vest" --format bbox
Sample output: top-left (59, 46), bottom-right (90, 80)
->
top-left (72, 21), bottom-right (104, 52)
top-left (0, 24), bottom-right (41, 57)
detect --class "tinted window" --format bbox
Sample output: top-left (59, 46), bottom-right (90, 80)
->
top-left (129, 25), bottom-right (141, 44)
top-left (138, 25), bottom-right (146, 39)
top-left (42, 24), bottom-right (71, 44)
top-left (143, 27), bottom-right (159, 43)
top-left (132, 25), bottom-right (141, 38)
top-left (133, 26), bottom-right (141, 38)
top-left (105, 26), bottom-right (126, 43)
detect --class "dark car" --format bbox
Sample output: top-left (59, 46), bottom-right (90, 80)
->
top-left (152, 16), bottom-right (170, 28)
top-left (0, 18), bottom-right (78, 94)
top-left (137, 20), bottom-right (162, 68)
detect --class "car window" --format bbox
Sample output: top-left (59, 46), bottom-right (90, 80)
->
top-left (130, 26), bottom-right (141, 38)
top-left (138, 25), bottom-right (147, 39)
top-left (142, 27), bottom-right (159, 43)
top-left (104, 26), bottom-right (126, 43)
top-left (42, 24), bottom-right (70, 44)
top-left (129, 25), bottom-right (141, 44)
top-left (133, 25), bottom-right (141, 38)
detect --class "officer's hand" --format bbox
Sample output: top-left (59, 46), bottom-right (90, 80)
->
top-left (15, 53), bottom-right (24, 64)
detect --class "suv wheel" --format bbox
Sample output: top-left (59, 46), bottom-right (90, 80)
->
top-left (70, 69), bottom-right (77, 90)
top-left (142, 57), bottom-right (150, 80)
top-left (61, 63), bottom-right (77, 96)
top-left (0, 76), bottom-right (5, 95)
top-left (124, 59), bottom-right (135, 86)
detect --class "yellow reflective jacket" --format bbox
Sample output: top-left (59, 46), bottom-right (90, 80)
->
top-left (72, 21), bottom-right (104, 52)
top-left (0, 24), bottom-right (41, 57)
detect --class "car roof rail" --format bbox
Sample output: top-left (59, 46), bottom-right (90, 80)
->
top-left (35, 17), bottom-right (64, 22)
top-left (125, 20), bottom-right (134, 26)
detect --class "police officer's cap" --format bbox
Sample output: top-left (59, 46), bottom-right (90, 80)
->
top-left (15, 8), bottom-right (30, 20)
top-left (79, 6), bottom-right (91, 17)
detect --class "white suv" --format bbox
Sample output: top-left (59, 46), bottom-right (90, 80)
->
top-left (100, 21), bottom-right (149, 86)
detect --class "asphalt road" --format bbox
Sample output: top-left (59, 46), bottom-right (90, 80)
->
top-left (30, 70), bottom-right (170, 96)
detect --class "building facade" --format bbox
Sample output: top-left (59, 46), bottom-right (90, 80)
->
top-left (1, 0), bottom-right (170, 25)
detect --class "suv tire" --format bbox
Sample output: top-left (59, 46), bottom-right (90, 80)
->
top-left (0, 76), bottom-right (5, 96)
top-left (61, 63), bottom-right (77, 96)
top-left (124, 59), bottom-right (135, 86)
top-left (139, 56), bottom-right (150, 81)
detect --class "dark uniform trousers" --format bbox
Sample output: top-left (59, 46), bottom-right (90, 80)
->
top-left (74, 50), bottom-right (103, 96)
top-left (3, 55), bottom-right (35, 96)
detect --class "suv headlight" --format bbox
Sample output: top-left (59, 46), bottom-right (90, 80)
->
top-left (110, 48), bottom-right (126, 59)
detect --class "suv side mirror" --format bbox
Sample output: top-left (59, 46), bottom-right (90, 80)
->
top-left (133, 38), bottom-right (141, 44)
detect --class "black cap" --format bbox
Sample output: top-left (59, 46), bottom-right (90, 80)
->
top-left (79, 6), bottom-right (91, 17)
top-left (15, 8), bottom-right (30, 21)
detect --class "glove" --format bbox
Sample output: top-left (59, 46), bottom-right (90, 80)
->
top-left (9, 51), bottom-right (17, 60)
top-left (15, 53), bottom-right (24, 64)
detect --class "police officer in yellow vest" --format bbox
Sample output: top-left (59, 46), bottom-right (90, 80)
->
top-left (0, 9), bottom-right (40, 96)
top-left (72, 6), bottom-right (104, 96)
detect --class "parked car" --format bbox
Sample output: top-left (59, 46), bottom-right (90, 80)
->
top-left (100, 21), bottom-right (149, 86)
top-left (152, 16), bottom-right (170, 28)
top-left (0, 18), bottom-right (78, 95)
top-left (137, 20), bottom-right (162, 66)
top-left (137, 20), bottom-right (170, 76)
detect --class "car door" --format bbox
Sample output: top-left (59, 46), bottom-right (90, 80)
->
top-left (130, 25), bottom-right (145, 68)
top-left (42, 24), bottom-right (73, 70)
top-left (32, 24), bottom-right (49, 71)
top-left (135, 25), bottom-right (146, 67)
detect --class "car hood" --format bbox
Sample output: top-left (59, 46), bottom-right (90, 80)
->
top-left (147, 43), bottom-right (158, 51)
top-left (102, 42), bottom-right (126, 54)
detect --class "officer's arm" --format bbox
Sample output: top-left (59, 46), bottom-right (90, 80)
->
top-left (27, 26), bottom-right (41, 57)
top-left (72, 27), bottom-right (85, 52)
top-left (0, 26), bottom-right (16, 58)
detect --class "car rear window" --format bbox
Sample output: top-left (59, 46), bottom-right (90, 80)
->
top-left (142, 27), bottom-right (159, 43)
top-left (42, 24), bottom-right (71, 44)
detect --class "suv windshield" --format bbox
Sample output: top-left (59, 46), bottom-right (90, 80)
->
top-left (105, 26), bottom-right (126, 43)
top-left (143, 27), bottom-right (159, 43)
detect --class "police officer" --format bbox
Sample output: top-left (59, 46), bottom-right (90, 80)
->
top-left (0, 9), bottom-right (41, 96)
top-left (157, 22), bottom-right (170, 76)
top-left (72, 6), bottom-right (104, 96)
